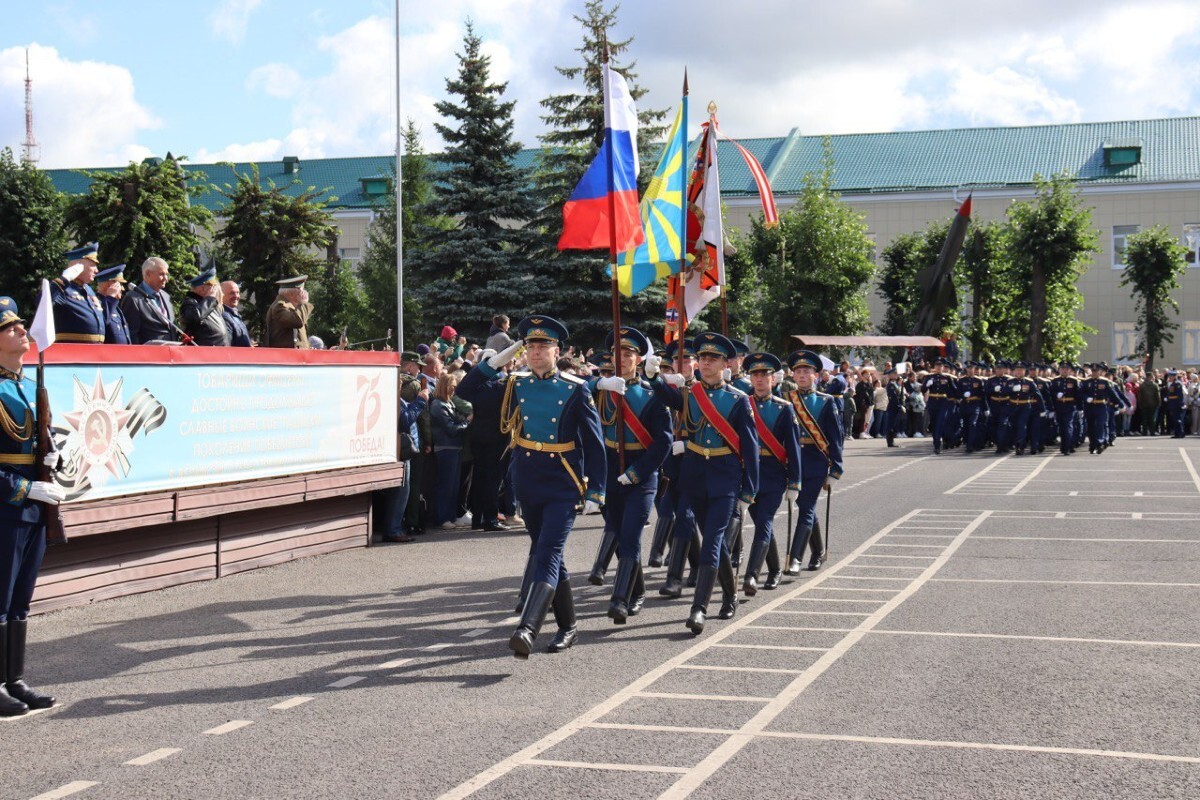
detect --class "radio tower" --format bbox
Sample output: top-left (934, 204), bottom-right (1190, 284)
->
top-left (22, 49), bottom-right (40, 164)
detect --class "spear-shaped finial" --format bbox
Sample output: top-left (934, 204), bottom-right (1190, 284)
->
top-left (683, 67), bottom-right (689, 96)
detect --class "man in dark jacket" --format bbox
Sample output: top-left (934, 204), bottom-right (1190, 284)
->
top-left (219, 281), bottom-right (253, 347)
top-left (180, 267), bottom-right (230, 347)
top-left (120, 257), bottom-right (177, 344)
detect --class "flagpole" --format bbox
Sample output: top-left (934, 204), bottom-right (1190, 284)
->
top-left (675, 70), bottom-right (689, 375)
top-left (601, 41), bottom-right (627, 472)
top-left (709, 103), bottom-right (729, 338)
top-left (394, 0), bottom-right (405, 352)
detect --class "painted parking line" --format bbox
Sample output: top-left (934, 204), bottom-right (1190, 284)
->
top-left (203, 720), bottom-right (253, 736)
top-left (869, 629), bottom-right (1200, 649)
top-left (1007, 456), bottom-right (1053, 495)
top-left (28, 782), bottom-right (99, 800)
top-left (327, 676), bottom-right (366, 689)
top-left (124, 748), bottom-right (181, 766)
top-left (1181, 447), bottom-right (1200, 494)
top-left (269, 696), bottom-right (314, 710)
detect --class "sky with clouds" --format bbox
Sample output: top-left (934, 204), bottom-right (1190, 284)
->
top-left (2, 0), bottom-right (1200, 169)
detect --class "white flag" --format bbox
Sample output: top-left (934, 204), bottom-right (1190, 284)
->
top-left (29, 278), bottom-right (56, 351)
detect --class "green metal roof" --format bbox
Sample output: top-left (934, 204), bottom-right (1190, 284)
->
top-left (44, 116), bottom-right (1200, 210)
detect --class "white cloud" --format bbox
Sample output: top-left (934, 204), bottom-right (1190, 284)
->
top-left (0, 44), bottom-right (160, 168)
top-left (945, 66), bottom-right (1081, 127)
top-left (246, 63), bottom-right (303, 99)
top-left (209, 0), bottom-right (264, 44)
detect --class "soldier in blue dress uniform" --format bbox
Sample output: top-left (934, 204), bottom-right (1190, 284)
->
top-left (1005, 362), bottom-right (1042, 455)
top-left (50, 242), bottom-right (105, 343)
top-left (986, 361), bottom-right (1012, 452)
top-left (740, 353), bottom-right (800, 596)
top-left (94, 264), bottom-right (132, 345)
top-left (923, 359), bottom-right (958, 454)
top-left (1165, 370), bottom-right (1187, 438)
top-left (1080, 364), bottom-right (1122, 454)
top-left (1049, 361), bottom-right (1083, 455)
top-left (728, 339), bottom-right (753, 394)
top-left (883, 367), bottom-right (903, 447)
top-left (958, 362), bottom-right (987, 452)
top-left (457, 315), bottom-right (606, 658)
top-left (584, 346), bottom-right (620, 584)
top-left (783, 350), bottom-right (844, 573)
top-left (654, 332), bottom-right (759, 634)
top-left (591, 327), bottom-right (672, 624)
top-left (0, 298), bottom-right (66, 716)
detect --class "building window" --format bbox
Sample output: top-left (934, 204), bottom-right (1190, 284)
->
top-left (1113, 322), bottom-right (1139, 364)
top-left (338, 248), bottom-right (361, 261)
top-left (1112, 225), bottom-right (1139, 269)
top-left (1184, 224), bottom-right (1200, 268)
top-left (1184, 322), bottom-right (1200, 366)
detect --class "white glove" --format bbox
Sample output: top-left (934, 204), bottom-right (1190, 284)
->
top-left (962, 391), bottom-right (971, 398)
top-left (722, 367), bottom-right (732, 382)
top-left (478, 348), bottom-right (497, 363)
top-left (62, 263), bottom-right (84, 281)
top-left (1056, 392), bottom-right (1064, 399)
top-left (664, 373), bottom-right (686, 388)
top-left (671, 440), bottom-right (686, 455)
top-left (774, 370), bottom-right (785, 384)
top-left (29, 481), bottom-right (66, 505)
top-left (487, 341), bottom-right (522, 369)
top-left (737, 499), bottom-right (752, 514)
top-left (617, 474), bottom-right (632, 486)
top-left (42, 452), bottom-right (61, 469)
top-left (644, 354), bottom-right (661, 379)
top-left (583, 500), bottom-right (601, 515)
top-left (596, 376), bottom-right (626, 395)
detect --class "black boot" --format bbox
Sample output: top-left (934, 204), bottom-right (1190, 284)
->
top-left (509, 582), bottom-right (554, 660)
top-left (588, 528), bottom-right (619, 586)
top-left (727, 507), bottom-right (745, 571)
top-left (547, 579), bottom-right (578, 653)
top-left (607, 558), bottom-right (638, 624)
top-left (628, 565), bottom-right (645, 617)
top-left (807, 523), bottom-right (826, 571)
top-left (0, 623), bottom-right (29, 717)
top-left (718, 548), bottom-right (738, 620)
top-left (686, 531), bottom-right (701, 588)
top-left (647, 510), bottom-right (674, 568)
top-left (5, 620), bottom-right (53, 710)
top-left (763, 538), bottom-right (782, 590)
top-left (686, 565), bottom-right (717, 635)
top-left (741, 539), bottom-right (769, 597)
top-left (514, 551), bottom-right (537, 614)
top-left (659, 536), bottom-right (689, 598)
top-left (787, 526), bottom-right (812, 575)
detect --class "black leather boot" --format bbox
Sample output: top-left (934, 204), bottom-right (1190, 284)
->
top-left (628, 565), bottom-right (645, 616)
top-left (607, 558), bottom-right (638, 624)
top-left (588, 528), bottom-right (619, 586)
top-left (742, 539), bottom-right (769, 597)
top-left (547, 579), bottom-right (578, 653)
top-left (6, 620), bottom-right (53, 710)
top-left (647, 510), bottom-right (674, 568)
top-left (509, 582), bottom-right (554, 660)
top-left (727, 507), bottom-right (744, 571)
top-left (0, 623), bottom-right (29, 717)
top-left (686, 565), bottom-right (717, 635)
top-left (659, 536), bottom-right (689, 598)
top-left (686, 531), bottom-right (701, 588)
top-left (763, 538), bottom-right (782, 589)
top-left (514, 551), bottom-right (537, 613)
top-left (807, 523), bottom-right (826, 571)
top-left (718, 548), bottom-right (738, 620)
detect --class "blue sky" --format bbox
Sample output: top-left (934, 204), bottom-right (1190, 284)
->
top-left (3, 0), bottom-right (1200, 168)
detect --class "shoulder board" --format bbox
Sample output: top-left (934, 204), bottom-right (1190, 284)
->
top-left (814, 390), bottom-right (833, 399)
top-left (51, 277), bottom-right (66, 289)
top-left (766, 395), bottom-right (790, 407)
top-left (559, 371), bottom-right (585, 385)
top-left (509, 370), bottom-right (531, 380)
top-left (726, 385), bottom-right (748, 397)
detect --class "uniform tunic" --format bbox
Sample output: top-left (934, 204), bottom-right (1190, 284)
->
top-left (1049, 375), bottom-right (1084, 453)
top-left (784, 388), bottom-right (844, 537)
top-left (99, 295), bottom-right (131, 345)
top-left (957, 375), bottom-right (987, 450)
top-left (923, 373), bottom-right (959, 450)
top-left (50, 279), bottom-right (104, 343)
top-left (748, 393), bottom-right (801, 549)
top-left (265, 299), bottom-right (313, 349)
top-left (0, 367), bottom-right (47, 622)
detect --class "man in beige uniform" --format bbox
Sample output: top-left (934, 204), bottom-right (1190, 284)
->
top-left (265, 275), bottom-right (313, 349)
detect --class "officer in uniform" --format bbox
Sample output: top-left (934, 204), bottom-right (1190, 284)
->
top-left (1081, 364), bottom-right (1121, 453)
top-left (923, 359), bottom-right (958, 454)
top-left (958, 361), bottom-right (987, 452)
top-left (883, 367), bottom-right (903, 447)
top-left (784, 349), bottom-right (844, 573)
top-left (655, 333), bottom-right (758, 634)
top-left (728, 339), bottom-right (753, 394)
top-left (1165, 370), bottom-right (1187, 438)
top-left (986, 360), bottom-right (1011, 452)
top-left (585, 344), bottom-right (620, 585)
top-left (94, 264), bottom-right (132, 345)
top-left (50, 243), bottom-right (105, 343)
top-left (1049, 361), bottom-right (1083, 455)
top-left (587, 351), bottom-right (615, 379)
top-left (180, 267), bottom-right (231, 347)
top-left (1106, 366), bottom-right (1131, 447)
top-left (740, 353), bottom-right (800, 596)
top-left (0, 298), bottom-right (66, 716)
top-left (265, 275), bottom-right (313, 349)
top-left (457, 316), bottom-right (606, 658)
top-left (592, 327), bottom-right (671, 624)
top-left (1006, 362), bottom-right (1040, 455)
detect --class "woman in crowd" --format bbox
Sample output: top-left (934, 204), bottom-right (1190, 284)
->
top-left (430, 371), bottom-right (472, 529)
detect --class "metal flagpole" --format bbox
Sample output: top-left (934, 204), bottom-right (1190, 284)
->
top-left (394, 0), bottom-right (404, 352)
top-left (676, 71), bottom-right (689, 372)
top-left (601, 40), bottom-right (627, 472)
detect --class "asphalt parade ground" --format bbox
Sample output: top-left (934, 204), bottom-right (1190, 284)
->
top-left (6, 436), bottom-right (1200, 799)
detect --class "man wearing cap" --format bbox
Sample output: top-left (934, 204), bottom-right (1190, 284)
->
top-left (883, 366), bottom-right (903, 448)
top-left (95, 264), bottom-right (132, 345)
top-left (220, 281), bottom-right (252, 348)
top-left (457, 315), bottom-right (606, 658)
top-left (0, 298), bottom-right (66, 715)
top-left (1164, 369), bottom-right (1186, 438)
top-left (1006, 362), bottom-right (1042, 455)
top-left (986, 361), bottom-right (1012, 453)
top-left (121, 257), bottom-right (177, 344)
top-left (740, 353), bottom-right (800, 596)
top-left (784, 349), bottom-right (844, 573)
top-left (265, 276), bottom-right (312, 349)
top-left (180, 266), bottom-right (231, 347)
top-left (1081, 364), bottom-right (1122, 453)
top-left (958, 362), bottom-right (987, 452)
top-left (50, 243), bottom-right (105, 344)
top-left (654, 332), bottom-right (759, 635)
top-left (728, 339), bottom-right (752, 394)
top-left (587, 351), bottom-right (615, 380)
top-left (1049, 362), bottom-right (1084, 455)
top-left (592, 327), bottom-right (671, 624)
top-left (923, 359), bottom-right (958, 454)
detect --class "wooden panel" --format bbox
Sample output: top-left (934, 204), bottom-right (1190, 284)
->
top-left (60, 494), bottom-right (177, 538)
top-left (220, 536), bottom-right (365, 577)
top-left (31, 568), bottom-right (217, 615)
top-left (175, 476), bottom-right (309, 520)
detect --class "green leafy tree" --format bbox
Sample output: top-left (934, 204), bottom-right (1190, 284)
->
top-left (65, 155), bottom-right (212, 286)
top-left (213, 165), bottom-right (339, 336)
top-left (877, 226), bottom-right (947, 337)
top-left (529, 0), bottom-right (669, 347)
top-left (960, 221), bottom-right (1021, 360)
top-left (0, 148), bottom-right (68, 311)
top-left (1005, 173), bottom-right (1098, 361)
top-left (407, 22), bottom-right (540, 341)
top-left (307, 258), bottom-right (369, 348)
top-left (1121, 224), bottom-right (1188, 368)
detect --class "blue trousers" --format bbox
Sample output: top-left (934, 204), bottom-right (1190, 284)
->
top-left (524, 500), bottom-right (578, 586)
top-left (681, 487), bottom-right (736, 570)
top-left (608, 474), bottom-right (657, 561)
top-left (433, 448), bottom-right (463, 525)
top-left (1054, 410), bottom-right (1076, 454)
top-left (793, 478), bottom-right (824, 537)
top-left (962, 403), bottom-right (984, 450)
top-left (1, 520), bottom-right (46, 622)
top-left (1169, 407), bottom-right (1185, 437)
top-left (1010, 405), bottom-right (1032, 448)
top-left (381, 461), bottom-right (412, 535)
top-left (1085, 406), bottom-right (1107, 446)
top-left (928, 401), bottom-right (951, 449)
top-left (750, 486), bottom-right (785, 548)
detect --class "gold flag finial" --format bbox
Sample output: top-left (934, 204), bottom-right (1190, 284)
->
top-left (707, 101), bottom-right (718, 116)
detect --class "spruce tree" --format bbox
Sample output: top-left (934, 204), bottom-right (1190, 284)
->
top-left (531, 0), bottom-right (668, 348)
top-left (407, 21), bottom-right (538, 342)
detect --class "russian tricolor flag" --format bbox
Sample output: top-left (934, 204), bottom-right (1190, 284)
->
top-left (558, 63), bottom-right (645, 253)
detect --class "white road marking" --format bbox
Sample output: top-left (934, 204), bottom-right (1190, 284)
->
top-left (712, 644), bottom-right (829, 652)
top-left (28, 782), bottom-right (99, 800)
top-left (635, 691), bottom-right (773, 703)
top-left (1055, 511), bottom-right (1067, 518)
top-left (935, 577), bottom-right (1200, 588)
top-left (588, 721), bottom-right (737, 735)
top-left (327, 676), bottom-right (366, 688)
top-left (379, 658), bottom-right (413, 670)
top-left (673, 664), bottom-right (807, 674)
top-left (975, 535), bottom-right (1200, 543)
top-left (423, 643), bottom-right (452, 652)
top-left (1180, 447), bottom-right (1200, 494)
top-left (124, 748), bottom-right (181, 766)
top-left (269, 696), bottom-right (313, 710)
top-left (463, 628), bottom-right (490, 638)
top-left (871, 629), bottom-right (1200, 649)
top-left (525, 759), bottom-right (689, 774)
top-left (203, 720), bottom-right (253, 735)
top-left (945, 456), bottom-right (1012, 494)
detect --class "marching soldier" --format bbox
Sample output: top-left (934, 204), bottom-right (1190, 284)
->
top-left (958, 362), bottom-right (987, 452)
top-left (1081, 364), bottom-right (1121, 453)
top-left (1006, 362), bottom-right (1041, 455)
top-left (457, 315), bottom-right (606, 658)
top-left (986, 361), bottom-right (1011, 453)
top-left (728, 339), bottom-right (753, 394)
top-left (1165, 370), bottom-right (1187, 438)
top-left (265, 275), bottom-right (313, 349)
top-left (50, 243), bottom-right (105, 343)
top-left (883, 367), bottom-right (903, 448)
top-left (1049, 361), bottom-right (1084, 455)
top-left (741, 353), bottom-right (800, 596)
top-left (652, 339), bottom-right (703, 594)
top-left (94, 264), bottom-right (132, 345)
top-left (592, 327), bottom-right (671, 624)
top-left (923, 359), bottom-right (958, 454)
top-left (0, 298), bottom-right (66, 716)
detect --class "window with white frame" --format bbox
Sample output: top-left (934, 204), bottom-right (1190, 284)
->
top-left (338, 247), bottom-right (361, 262)
top-left (1113, 322), bottom-right (1139, 364)
top-left (1184, 224), bottom-right (1200, 268)
top-left (1112, 225), bottom-right (1139, 269)
top-left (1184, 322), bottom-right (1200, 365)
